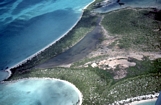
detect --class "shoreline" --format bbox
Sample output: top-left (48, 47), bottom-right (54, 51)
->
top-left (0, 77), bottom-right (83, 105)
top-left (130, 98), bottom-right (157, 105)
top-left (111, 93), bottom-right (159, 105)
top-left (94, 0), bottom-right (161, 13)
top-left (5, 69), bottom-right (12, 80)
top-left (35, 15), bottom-right (103, 68)
top-left (82, 0), bottom-right (96, 10)
top-left (7, 13), bottom-right (83, 70)
top-left (2, 0), bottom-right (96, 77)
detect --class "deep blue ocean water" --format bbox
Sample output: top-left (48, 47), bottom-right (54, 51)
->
top-left (0, 0), bottom-right (160, 71)
top-left (0, 0), bottom-right (94, 70)
top-left (0, 1), bottom-right (161, 105)
top-left (0, 70), bottom-right (8, 81)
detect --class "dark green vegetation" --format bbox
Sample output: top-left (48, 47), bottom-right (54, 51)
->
top-left (102, 8), bottom-right (161, 51)
top-left (9, 4), bottom-right (161, 105)
top-left (10, 0), bottom-right (104, 72)
top-left (10, 59), bottom-right (161, 104)
top-left (11, 6), bottom-right (99, 72)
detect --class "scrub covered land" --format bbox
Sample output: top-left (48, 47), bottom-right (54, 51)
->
top-left (11, 7), bottom-right (161, 105)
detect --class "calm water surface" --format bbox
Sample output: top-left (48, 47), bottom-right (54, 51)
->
top-left (0, 0), bottom-right (94, 70)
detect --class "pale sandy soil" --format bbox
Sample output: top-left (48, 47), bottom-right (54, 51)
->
top-left (87, 19), bottom-right (161, 61)
top-left (82, 17), bottom-right (161, 79)
top-left (37, 15), bottom-right (161, 79)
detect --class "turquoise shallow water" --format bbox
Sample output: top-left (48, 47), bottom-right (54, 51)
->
top-left (1, 0), bottom-right (161, 71)
top-left (136, 100), bottom-right (156, 105)
top-left (0, 0), bottom-right (94, 70)
top-left (0, 0), bottom-right (160, 71)
top-left (0, 78), bottom-right (82, 105)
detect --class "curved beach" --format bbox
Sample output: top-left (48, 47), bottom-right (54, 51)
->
top-left (1, 0), bottom-right (161, 105)
top-left (0, 77), bottom-right (83, 105)
top-left (0, 0), bottom-right (96, 81)
top-left (7, 0), bottom-right (96, 70)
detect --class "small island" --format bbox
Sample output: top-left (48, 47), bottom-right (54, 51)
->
top-left (1, 0), bottom-right (161, 105)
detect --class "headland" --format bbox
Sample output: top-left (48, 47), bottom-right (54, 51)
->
top-left (3, 0), bottom-right (161, 105)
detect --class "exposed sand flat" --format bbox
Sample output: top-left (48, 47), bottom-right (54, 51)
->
top-left (83, 15), bottom-right (161, 79)
top-left (128, 53), bottom-right (143, 60)
top-left (89, 50), bottom-right (161, 78)
top-left (87, 16), bottom-right (161, 71)
top-left (98, 58), bottom-right (136, 69)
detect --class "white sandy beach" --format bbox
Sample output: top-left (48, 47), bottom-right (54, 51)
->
top-left (6, 0), bottom-right (96, 72)
top-left (110, 93), bottom-right (159, 105)
top-left (0, 0), bottom-right (96, 82)
top-left (0, 77), bottom-right (83, 105)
